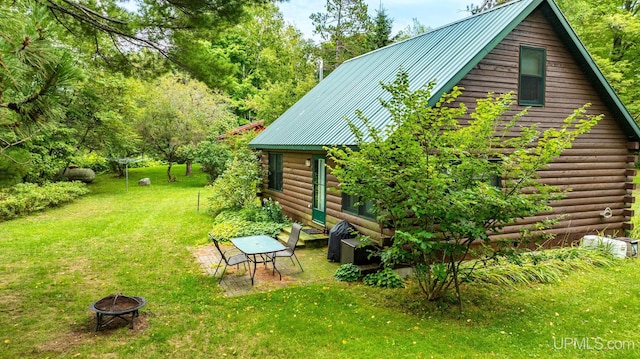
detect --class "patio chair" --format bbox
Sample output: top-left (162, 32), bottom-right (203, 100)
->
top-left (209, 234), bottom-right (251, 283)
top-left (268, 223), bottom-right (304, 273)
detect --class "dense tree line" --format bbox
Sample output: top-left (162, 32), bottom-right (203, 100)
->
top-left (1, 0), bottom-right (637, 187)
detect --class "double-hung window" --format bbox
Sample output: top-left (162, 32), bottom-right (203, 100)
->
top-left (268, 153), bottom-right (283, 191)
top-left (519, 46), bottom-right (546, 106)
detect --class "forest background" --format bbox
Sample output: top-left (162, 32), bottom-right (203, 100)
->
top-left (1, 0), bottom-right (638, 186)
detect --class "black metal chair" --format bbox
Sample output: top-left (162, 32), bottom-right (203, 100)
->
top-left (268, 223), bottom-right (304, 273)
top-left (209, 234), bottom-right (251, 283)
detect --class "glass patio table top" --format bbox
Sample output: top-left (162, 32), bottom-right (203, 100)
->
top-left (231, 235), bottom-right (286, 255)
top-left (231, 235), bottom-right (286, 285)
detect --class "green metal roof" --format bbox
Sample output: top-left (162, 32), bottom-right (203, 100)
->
top-left (249, 0), bottom-right (640, 151)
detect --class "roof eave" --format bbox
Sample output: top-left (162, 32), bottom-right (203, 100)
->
top-left (429, 0), bottom-right (545, 106)
top-left (248, 144), bottom-right (358, 152)
top-left (542, 0), bottom-right (640, 142)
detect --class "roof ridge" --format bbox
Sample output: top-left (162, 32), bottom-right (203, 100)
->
top-left (422, 0), bottom-right (527, 35)
top-left (342, 0), bottom-right (529, 65)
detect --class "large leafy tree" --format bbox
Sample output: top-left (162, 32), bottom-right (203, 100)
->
top-left (311, 0), bottom-right (371, 71)
top-left (176, 3), bottom-right (317, 122)
top-left (328, 71), bottom-right (600, 304)
top-left (63, 74), bottom-right (141, 169)
top-left (135, 74), bottom-right (238, 181)
top-left (557, 0), bottom-right (640, 119)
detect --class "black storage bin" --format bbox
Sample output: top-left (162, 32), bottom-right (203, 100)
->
top-left (340, 238), bottom-right (380, 265)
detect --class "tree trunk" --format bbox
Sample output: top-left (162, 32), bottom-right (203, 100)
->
top-left (185, 161), bottom-right (193, 176)
top-left (167, 162), bottom-right (176, 182)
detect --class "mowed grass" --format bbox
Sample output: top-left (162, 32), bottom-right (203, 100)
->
top-left (1, 165), bottom-right (640, 358)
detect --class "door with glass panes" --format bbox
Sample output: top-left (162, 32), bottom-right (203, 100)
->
top-left (311, 155), bottom-right (326, 225)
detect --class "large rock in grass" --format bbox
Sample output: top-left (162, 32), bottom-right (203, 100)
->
top-left (138, 178), bottom-right (151, 186)
top-left (64, 167), bottom-right (96, 183)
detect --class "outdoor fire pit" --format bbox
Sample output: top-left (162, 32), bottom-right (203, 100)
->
top-left (89, 294), bottom-right (146, 332)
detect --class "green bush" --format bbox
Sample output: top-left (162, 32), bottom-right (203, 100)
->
top-left (0, 181), bottom-right (89, 221)
top-left (74, 152), bottom-right (110, 173)
top-left (194, 140), bottom-right (232, 183)
top-left (334, 263), bottom-right (361, 282)
top-left (210, 209), bottom-right (288, 241)
top-left (207, 150), bottom-right (263, 215)
top-left (242, 199), bottom-right (287, 224)
top-left (362, 267), bottom-right (405, 288)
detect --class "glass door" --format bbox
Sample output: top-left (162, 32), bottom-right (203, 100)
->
top-left (312, 155), bottom-right (326, 225)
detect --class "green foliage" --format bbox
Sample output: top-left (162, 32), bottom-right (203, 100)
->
top-left (181, 3), bottom-right (318, 120)
top-left (0, 148), bottom-right (30, 187)
top-left (557, 0), bottom-right (640, 118)
top-left (311, 0), bottom-right (372, 70)
top-left (242, 198), bottom-right (288, 224)
top-left (367, 6), bottom-right (394, 50)
top-left (5, 164), bottom-right (640, 357)
top-left (362, 267), bottom-right (405, 288)
top-left (0, 2), bottom-right (84, 173)
top-left (207, 150), bottom-right (264, 215)
top-left (208, 180), bottom-right (288, 241)
top-left (63, 74), bottom-right (142, 168)
top-left (210, 207), bottom-right (288, 241)
top-left (73, 152), bottom-right (110, 173)
top-left (0, 181), bottom-right (89, 221)
top-left (334, 263), bottom-right (361, 282)
top-left (465, 247), bottom-right (616, 287)
top-left (327, 70), bottom-right (601, 303)
top-left (193, 139), bottom-right (232, 183)
top-left (394, 18), bottom-right (430, 41)
top-left (134, 73), bottom-right (238, 181)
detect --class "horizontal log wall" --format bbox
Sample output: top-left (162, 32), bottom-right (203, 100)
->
top-left (456, 8), bottom-right (637, 241)
top-left (259, 8), bottom-right (637, 244)
top-left (260, 152), bottom-right (388, 240)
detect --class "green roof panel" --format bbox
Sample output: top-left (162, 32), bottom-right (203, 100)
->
top-left (249, 0), bottom-right (640, 150)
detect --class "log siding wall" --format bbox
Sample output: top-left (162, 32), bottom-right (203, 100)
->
top-left (454, 8), bottom-right (636, 241)
top-left (261, 152), bottom-right (388, 239)
top-left (259, 8), bottom-right (637, 243)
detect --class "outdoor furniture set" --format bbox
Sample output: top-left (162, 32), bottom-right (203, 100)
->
top-left (209, 223), bottom-right (304, 285)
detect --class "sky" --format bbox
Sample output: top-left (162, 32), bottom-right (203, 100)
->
top-left (278, 0), bottom-right (474, 43)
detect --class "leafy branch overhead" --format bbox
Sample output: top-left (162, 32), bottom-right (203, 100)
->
top-left (327, 70), bottom-right (601, 303)
top-left (38, 0), bottom-right (271, 60)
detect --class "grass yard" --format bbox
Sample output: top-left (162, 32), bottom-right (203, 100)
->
top-left (2, 165), bottom-right (640, 358)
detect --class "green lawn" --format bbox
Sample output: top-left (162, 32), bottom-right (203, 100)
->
top-left (2, 165), bottom-right (640, 358)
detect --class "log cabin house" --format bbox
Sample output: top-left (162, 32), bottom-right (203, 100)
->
top-left (248, 0), bottom-right (640, 244)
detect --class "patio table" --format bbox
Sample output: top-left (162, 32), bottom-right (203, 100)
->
top-left (231, 235), bottom-right (286, 285)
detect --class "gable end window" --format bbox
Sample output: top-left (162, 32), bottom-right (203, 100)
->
top-left (268, 153), bottom-right (283, 191)
top-left (519, 46), bottom-right (546, 106)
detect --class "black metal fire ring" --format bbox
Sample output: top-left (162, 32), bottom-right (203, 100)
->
top-left (89, 294), bottom-right (146, 332)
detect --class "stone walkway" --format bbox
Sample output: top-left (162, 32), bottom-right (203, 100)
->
top-left (190, 244), bottom-right (328, 296)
